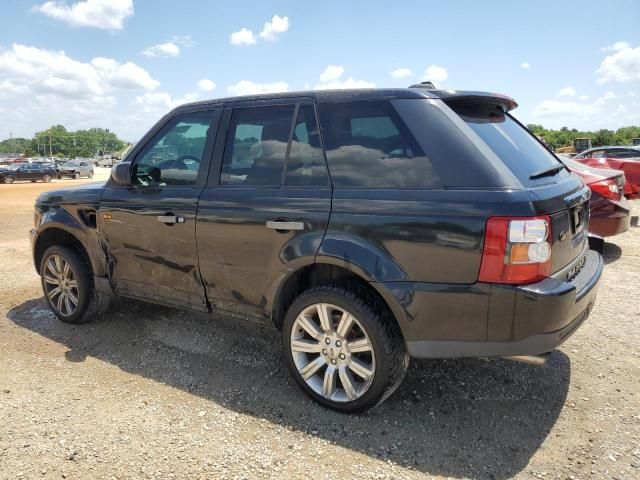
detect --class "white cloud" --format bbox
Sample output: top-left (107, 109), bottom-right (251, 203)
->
top-left (172, 35), bottom-right (196, 48)
top-left (596, 43), bottom-right (640, 83)
top-left (0, 44), bottom-right (159, 99)
top-left (319, 65), bottom-right (344, 82)
top-left (579, 95), bottom-right (590, 100)
top-left (557, 86), bottom-right (576, 97)
top-left (520, 62), bottom-right (530, 69)
top-left (315, 66), bottom-right (374, 90)
top-left (601, 41), bottom-right (631, 52)
top-left (390, 67), bottom-right (412, 79)
top-left (600, 91), bottom-right (616, 101)
top-left (33, 0), bottom-right (133, 30)
top-left (424, 65), bottom-right (448, 86)
top-left (533, 100), bottom-right (597, 119)
top-left (230, 28), bottom-right (257, 46)
top-left (227, 80), bottom-right (289, 96)
top-left (135, 90), bottom-right (199, 113)
top-left (197, 79), bottom-right (216, 92)
top-left (142, 42), bottom-right (180, 58)
top-left (259, 15), bottom-right (289, 41)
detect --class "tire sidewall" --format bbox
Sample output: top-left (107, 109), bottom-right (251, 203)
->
top-left (282, 287), bottom-right (396, 413)
top-left (40, 246), bottom-right (93, 323)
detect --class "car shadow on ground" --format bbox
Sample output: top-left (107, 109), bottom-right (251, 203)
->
top-left (603, 241), bottom-right (622, 265)
top-left (8, 297), bottom-right (571, 480)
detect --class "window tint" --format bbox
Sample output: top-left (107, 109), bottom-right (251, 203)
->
top-left (134, 111), bottom-right (215, 186)
top-left (221, 105), bottom-right (294, 186)
top-left (453, 104), bottom-right (566, 185)
top-left (285, 104), bottom-right (328, 187)
top-left (318, 100), bottom-right (439, 188)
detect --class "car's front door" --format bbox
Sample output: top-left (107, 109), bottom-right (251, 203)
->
top-left (197, 101), bottom-right (332, 319)
top-left (98, 109), bottom-right (222, 311)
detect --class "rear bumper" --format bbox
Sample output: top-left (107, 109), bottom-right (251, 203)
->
top-left (589, 197), bottom-right (631, 237)
top-left (379, 250), bottom-right (603, 359)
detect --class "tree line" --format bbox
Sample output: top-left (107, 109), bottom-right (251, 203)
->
top-left (526, 125), bottom-right (640, 149)
top-left (0, 125), bottom-right (129, 158)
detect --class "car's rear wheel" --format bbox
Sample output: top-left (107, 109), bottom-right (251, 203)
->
top-left (282, 284), bottom-right (408, 413)
top-left (40, 246), bottom-right (110, 324)
top-left (42, 174), bottom-right (52, 183)
top-left (4, 175), bottom-right (15, 184)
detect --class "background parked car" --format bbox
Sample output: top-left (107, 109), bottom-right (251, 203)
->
top-left (563, 157), bottom-right (630, 237)
top-left (31, 161), bottom-right (61, 179)
top-left (59, 160), bottom-right (94, 179)
top-left (573, 146), bottom-right (640, 198)
top-left (0, 163), bottom-right (57, 184)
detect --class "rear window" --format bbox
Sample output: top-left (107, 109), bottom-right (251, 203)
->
top-left (318, 100), bottom-right (440, 188)
top-left (452, 104), bottom-right (568, 185)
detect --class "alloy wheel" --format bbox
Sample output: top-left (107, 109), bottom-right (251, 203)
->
top-left (290, 303), bottom-right (376, 402)
top-left (5, 175), bottom-right (14, 184)
top-left (42, 254), bottom-right (79, 316)
top-left (43, 174), bottom-right (52, 182)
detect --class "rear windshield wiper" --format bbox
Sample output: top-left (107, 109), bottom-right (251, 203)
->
top-left (529, 164), bottom-right (566, 180)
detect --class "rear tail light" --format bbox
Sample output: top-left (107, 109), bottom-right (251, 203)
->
top-left (478, 216), bottom-right (552, 285)
top-left (590, 178), bottom-right (623, 201)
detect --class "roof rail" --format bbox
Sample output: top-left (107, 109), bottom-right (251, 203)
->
top-left (409, 81), bottom-right (437, 89)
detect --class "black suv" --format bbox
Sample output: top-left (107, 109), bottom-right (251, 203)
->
top-left (31, 87), bottom-right (603, 412)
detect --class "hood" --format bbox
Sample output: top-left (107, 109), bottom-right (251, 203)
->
top-left (36, 181), bottom-right (105, 206)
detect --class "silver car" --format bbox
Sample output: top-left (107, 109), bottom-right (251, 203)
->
top-left (59, 160), bottom-right (94, 179)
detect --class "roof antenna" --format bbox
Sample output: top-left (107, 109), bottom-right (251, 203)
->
top-left (409, 81), bottom-right (437, 89)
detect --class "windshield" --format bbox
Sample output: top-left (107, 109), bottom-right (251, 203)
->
top-left (452, 104), bottom-right (567, 185)
top-left (63, 161), bottom-right (79, 167)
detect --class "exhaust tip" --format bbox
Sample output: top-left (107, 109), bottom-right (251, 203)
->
top-left (504, 353), bottom-right (551, 366)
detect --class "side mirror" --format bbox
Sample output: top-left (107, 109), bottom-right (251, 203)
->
top-left (110, 162), bottom-right (131, 186)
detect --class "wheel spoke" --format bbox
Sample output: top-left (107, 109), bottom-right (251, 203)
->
top-left (54, 256), bottom-right (63, 275)
top-left (56, 292), bottom-right (65, 313)
top-left (48, 286), bottom-right (62, 300)
top-left (316, 304), bottom-right (332, 332)
top-left (348, 337), bottom-right (372, 354)
top-left (348, 357), bottom-right (374, 381)
top-left (291, 338), bottom-right (322, 353)
top-left (67, 280), bottom-right (78, 288)
top-left (296, 314), bottom-right (324, 341)
top-left (67, 290), bottom-right (78, 307)
top-left (299, 355), bottom-right (326, 380)
top-left (336, 312), bottom-right (354, 337)
top-left (64, 295), bottom-right (73, 314)
top-left (46, 258), bottom-right (59, 276)
top-left (62, 261), bottom-right (70, 279)
top-left (322, 365), bottom-right (337, 399)
top-left (43, 274), bottom-right (59, 285)
top-left (338, 365), bottom-right (358, 401)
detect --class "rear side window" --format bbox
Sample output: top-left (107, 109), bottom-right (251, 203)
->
top-left (318, 100), bottom-right (440, 188)
top-left (285, 104), bottom-right (328, 187)
top-left (221, 105), bottom-right (295, 186)
top-left (452, 104), bottom-right (567, 185)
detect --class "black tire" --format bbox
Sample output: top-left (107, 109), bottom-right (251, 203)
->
top-left (40, 245), bottom-right (111, 324)
top-left (282, 283), bottom-right (409, 413)
top-left (4, 175), bottom-right (15, 184)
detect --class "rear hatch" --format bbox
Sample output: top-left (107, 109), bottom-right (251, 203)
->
top-left (448, 101), bottom-right (589, 274)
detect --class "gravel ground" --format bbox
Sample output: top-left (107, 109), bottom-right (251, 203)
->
top-left (0, 176), bottom-right (638, 480)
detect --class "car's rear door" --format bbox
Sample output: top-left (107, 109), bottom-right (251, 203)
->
top-left (197, 99), bottom-right (331, 319)
top-left (98, 108), bottom-right (222, 311)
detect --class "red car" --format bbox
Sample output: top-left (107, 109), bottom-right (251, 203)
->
top-left (562, 158), bottom-right (631, 237)
top-left (574, 146), bottom-right (640, 199)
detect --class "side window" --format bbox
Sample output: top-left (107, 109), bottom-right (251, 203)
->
top-left (318, 100), bottom-right (439, 188)
top-left (591, 150), bottom-right (605, 158)
top-left (220, 105), bottom-right (294, 186)
top-left (133, 111), bottom-right (216, 186)
top-left (285, 104), bottom-right (328, 187)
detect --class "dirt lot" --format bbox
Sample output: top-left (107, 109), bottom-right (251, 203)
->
top-left (0, 175), bottom-right (639, 480)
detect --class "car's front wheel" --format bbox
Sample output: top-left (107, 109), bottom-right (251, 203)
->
top-left (40, 246), bottom-right (110, 324)
top-left (73, 172), bottom-right (80, 179)
top-left (4, 175), bottom-right (15, 184)
top-left (282, 284), bottom-right (408, 413)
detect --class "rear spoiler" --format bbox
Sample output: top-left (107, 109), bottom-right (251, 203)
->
top-left (409, 83), bottom-right (518, 112)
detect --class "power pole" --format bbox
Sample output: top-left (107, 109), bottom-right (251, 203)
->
top-left (37, 136), bottom-right (40, 157)
top-left (9, 132), bottom-right (14, 156)
top-left (49, 134), bottom-right (52, 159)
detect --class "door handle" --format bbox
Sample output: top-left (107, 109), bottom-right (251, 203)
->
top-left (157, 215), bottom-right (185, 224)
top-left (266, 220), bottom-right (305, 231)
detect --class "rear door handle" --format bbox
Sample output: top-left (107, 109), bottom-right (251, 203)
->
top-left (266, 220), bottom-right (305, 231)
top-left (157, 215), bottom-right (185, 224)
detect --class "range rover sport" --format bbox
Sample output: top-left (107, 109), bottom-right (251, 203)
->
top-left (31, 86), bottom-right (603, 412)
